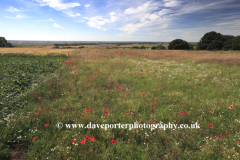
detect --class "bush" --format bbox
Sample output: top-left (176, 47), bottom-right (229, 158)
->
top-left (79, 46), bottom-right (85, 48)
top-left (168, 39), bottom-right (190, 50)
top-left (131, 46), bottom-right (140, 49)
top-left (156, 45), bottom-right (166, 50)
top-left (151, 46), bottom-right (157, 50)
top-left (140, 46), bottom-right (146, 49)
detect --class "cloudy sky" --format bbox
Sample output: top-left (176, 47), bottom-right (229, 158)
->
top-left (1, 0), bottom-right (240, 42)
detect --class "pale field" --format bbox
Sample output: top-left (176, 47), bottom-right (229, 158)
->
top-left (1, 47), bottom-right (240, 66)
top-left (0, 48), bottom-right (75, 56)
top-left (70, 48), bottom-right (240, 67)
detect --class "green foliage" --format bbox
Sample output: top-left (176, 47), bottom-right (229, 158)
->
top-left (0, 37), bottom-right (13, 47)
top-left (0, 53), bottom-right (67, 120)
top-left (131, 46), bottom-right (140, 49)
top-left (151, 45), bottom-right (166, 50)
top-left (139, 46), bottom-right (146, 49)
top-left (168, 39), bottom-right (190, 50)
top-left (188, 43), bottom-right (194, 50)
top-left (197, 31), bottom-right (240, 51)
top-left (79, 46), bottom-right (85, 48)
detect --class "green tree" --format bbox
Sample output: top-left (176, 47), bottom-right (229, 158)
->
top-left (188, 43), bottom-right (194, 50)
top-left (140, 45), bottom-right (146, 49)
top-left (168, 39), bottom-right (190, 50)
top-left (0, 37), bottom-right (7, 47)
top-left (197, 31), bottom-right (225, 51)
top-left (151, 46), bottom-right (157, 50)
top-left (222, 35), bottom-right (235, 50)
top-left (231, 36), bottom-right (240, 50)
top-left (131, 46), bottom-right (139, 49)
top-left (156, 44), bottom-right (166, 49)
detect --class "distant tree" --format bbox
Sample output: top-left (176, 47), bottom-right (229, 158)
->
top-left (188, 43), bottom-right (194, 50)
top-left (196, 31), bottom-right (225, 51)
top-left (0, 37), bottom-right (13, 47)
top-left (222, 35), bottom-right (235, 50)
top-left (231, 36), bottom-right (240, 50)
top-left (131, 46), bottom-right (140, 49)
top-left (156, 44), bottom-right (166, 50)
top-left (151, 46), bottom-right (157, 50)
top-left (140, 45), bottom-right (146, 49)
top-left (168, 39), bottom-right (190, 50)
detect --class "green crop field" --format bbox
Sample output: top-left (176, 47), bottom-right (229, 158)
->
top-left (0, 50), bottom-right (240, 159)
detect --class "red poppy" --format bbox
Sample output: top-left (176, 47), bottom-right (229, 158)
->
top-left (72, 140), bottom-right (75, 143)
top-left (49, 84), bottom-right (51, 86)
top-left (45, 124), bottom-right (49, 127)
top-left (105, 111), bottom-right (109, 114)
top-left (38, 97), bottom-right (41, 99)
top-left (126, 110), bottom-right (129, 114)
top-left (219, 135), bottom-right (221, 139)
top-left (80, 139), bottom-right (85, 144)
top-left (39, 102), bottom-right (42, 105)
top-left (153, 106), bottom-right (155, 108)
top-left (35, 112), bottom-right (39, 115)
top-left (227, 133), bottom-right (230, 136)
top-left (33, 136), bottom-right (38, 141)
top-left (90, 136), bottom-right (95, 141)
top-left (86, 136), bottom-right (89, 140)
top-left (82, 116), bottom-right (85, 118)
top-left (111, 140), bottom-right (116, 144)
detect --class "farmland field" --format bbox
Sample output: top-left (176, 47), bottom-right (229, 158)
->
top-left (0, 48), bottom-right (240, 159)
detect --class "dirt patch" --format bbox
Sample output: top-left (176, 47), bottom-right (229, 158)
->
top-left (1, 146), bottom-right (28, 160)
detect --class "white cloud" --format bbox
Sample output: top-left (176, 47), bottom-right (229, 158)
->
top-left (35, 18), bottom-right (54, 22)
top-left (158, 9), bottom-right (172, 16)
top-left (63, 11), bottom-right (81, 17)
top-left (84, 12), bottom-right (118, 31)
top-left (3, 15), bottom-right (25, 19)
top-left (36, 0), bottom-right (81, 10)
top-left (124, 1), bottom-right (151, 14)
top-left (6, 6), bottom-right (22, 12)
top-left (53, 23), bottom-right (65, 29)
top-left (85, 4), bottom-right (90, 7)
top-left (163, 0), bottom-right (182, 7)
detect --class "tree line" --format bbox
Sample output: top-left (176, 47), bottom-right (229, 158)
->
top-left (1, 31), bottom-right (240, 51)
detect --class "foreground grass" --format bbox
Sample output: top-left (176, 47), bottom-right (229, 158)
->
top-left (1, 51), bottom-right (240, 159)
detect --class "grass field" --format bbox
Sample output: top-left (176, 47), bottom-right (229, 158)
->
top-left (0, 48), bottom-right (240, 159)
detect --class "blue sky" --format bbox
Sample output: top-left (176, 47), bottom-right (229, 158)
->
top-left (1, 0), bottom-right (240, 42)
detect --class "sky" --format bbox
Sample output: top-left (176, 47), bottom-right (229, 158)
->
top-left (1, 0), bottom-right (240, 42)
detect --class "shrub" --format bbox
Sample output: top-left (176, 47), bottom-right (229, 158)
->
top-left (156, 45), bottom-right (166, 50)
top-left (168, 39), bottom-right (190, 50)
top-left (140, 46), bottom-right (146, 49)
top-left (151, 46), bottom-right (157, 50)
top-left (131, 46), bottom-right (140, 49)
